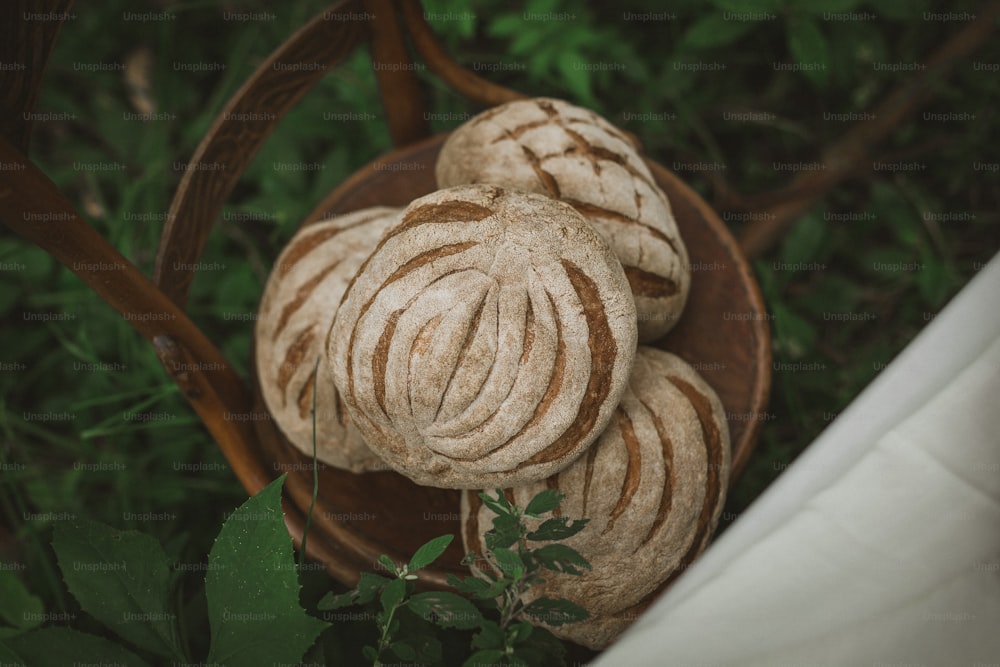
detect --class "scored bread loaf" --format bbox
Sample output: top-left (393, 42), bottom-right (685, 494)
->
top-left (461, 347), bottom-right (730, 649)
top-left (327, 184), bottom-right (638, 489)
top-left (255, 206), bottom-right (402, 472)
top-left (436, 97), bottom-right (690, 342)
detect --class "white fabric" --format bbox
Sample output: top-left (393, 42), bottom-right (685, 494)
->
top-left (595, 253), bottom-right (1000, 667)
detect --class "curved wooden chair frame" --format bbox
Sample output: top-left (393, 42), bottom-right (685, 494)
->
top-left (0, 0), bottom-right (770, 590)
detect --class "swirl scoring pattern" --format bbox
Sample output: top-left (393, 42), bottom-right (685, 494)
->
top-left (328, 185), bottom-right (638, 489)
top-left (462, 347), bottom-right (731, 649)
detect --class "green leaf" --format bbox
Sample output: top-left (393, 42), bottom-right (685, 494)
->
top-left (391, 640), bottom-right (417, 661)
top-left (0, 569), bottom-right (43, 635)
top-left (408, 591), bottom-right (483, 629)
top-left (492, 548), bottom-right (525, 580)
top-left (205, 475), bottom-right (328, 667)
top-left (787, 18), bottom-right (829, 86)
top-left (917, 256), bottom-right (950, 307)
top-left (52, 519), bottom-right (183, 659)
top-left (471, 619), bottom-right (504, 650)
top-left (464, 648), bottom-right (506, 667)
top-left (316, 590), bottom-right (357, 611)
top-left (317, 571), bottom-right (389, 610)
top-left (378, 554), bottom-right (399, 576)
top-left (380, 577), bottom-right (407, 614)
top-left (524, 489), bottom-right (563, 517)
top-left (478, 490), bottom-right (513, 517)
top-left (522, 597), bottom-right (590, 627)
top-left (681, 14), bottom-right (755, 49)
top-left (485, 513), bottom-right (522, 550)
top-left (527, 517), bottom-right (589, 542)
top-left (510, 625), bottom-right (567, 666)
top-left (508, 620), bottom-right (534, 644)
top-left (355, 572), bottom-right (391, 606)
top-left (554, 50), bottom-right (594, 106)
top-left (408, 534), bottom-right (454, 572)
top-left (486, 14), bottom-right (522, 38)
top-left (449, 574), bottom-right (508, 601)
top-left (530, 544), bottom-right (592, 575)
top-left (781, 213), bottom-right (827, 266)
top-left (772, 301), bottom-right (817, 358)
top-left (1, 627), bottom-right (152, 666)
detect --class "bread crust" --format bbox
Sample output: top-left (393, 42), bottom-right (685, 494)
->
top-left (328, 184), bottom-right (638, 489)
top-left (436, 97), bottom-right (690, 342)
top-left (462, 347), bottom-right (730, 649)
top-left (255, 206), bottom-right (401, 472)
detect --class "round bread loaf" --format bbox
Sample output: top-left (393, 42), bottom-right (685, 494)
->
top-left (436, 97), bottom-right (690, 342)
top-left (255, 207), bottom-right (402, 472)
top-left (461, 347), bottom-right (730, 649)
top-left (327, 184), bottom-right (638, 489)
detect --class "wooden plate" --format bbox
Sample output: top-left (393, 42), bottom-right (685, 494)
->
top-left (250, 133), bottom-right (771, 589)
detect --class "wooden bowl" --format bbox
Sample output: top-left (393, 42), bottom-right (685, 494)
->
top-left (250, 133), bottom-right (771, 589)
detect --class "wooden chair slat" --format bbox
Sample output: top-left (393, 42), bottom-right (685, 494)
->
top-left (365, 0), bottom-right (430, 146)
top-left (400, 0), bottom-right (526, 108)
top-left (0, 0), bottom-right (76, 153)
top-left (0, 136), bottom-right (272, 495)
top-left (153, 0), bottom-right (368, 308)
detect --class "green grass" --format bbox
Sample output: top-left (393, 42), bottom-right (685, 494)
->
top-left (1, 0), bottom-right (998, 661)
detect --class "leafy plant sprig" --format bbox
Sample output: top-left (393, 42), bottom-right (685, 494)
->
top-left (319, 533), bottom-right (482, 665)
top-left (450, 489), bottom-right (591, 665)
top-left (323, 488), bottom-right (593, 666)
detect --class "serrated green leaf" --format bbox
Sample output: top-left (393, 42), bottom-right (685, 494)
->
top-left (478, 491), bottom-right (513, 516)
top-left (1, 627), bottom-right (152, 666)
top-left (524, 489), bottom-right (563, 517)
top-left (380, 578), bottom-right (407, 614)
top-left (681, 14), bottom-right (755, 49)
top-left (530, 544), bottom-right (592, 575)
top-left (408, 534), bottom-right (454, 572)
top-left (471, 619), bottom-right (504, 650)
top-left (378, 554), bottom-right (398, 575)
top-left (449, 573), bottom-right (488, 595)
top-left (523, 597), bottom-right (590, 627)
top-left (0, 569), bottom-right (43, 634)
top-left (356, 571), bottom-right (391, 605)
top-left (205, 475), bottom-right (328, 667)
top-left (464, 648), bottom-right (506, 666)
top-left (52, 520), bottom-right (183, 659)
top-left (391, 640), bottom-right (417, 660)
top-left (527, 517), bottom-right (589, 541)
top-left (408, 591), bottom-right (483, 629)
top-left (485, 513), bottom-right (522, 550)
top-left (787, 19), bottom-right (829, 86)
top-left (492, 548), bottom-right (525, 580)
top-left (316, 590), bottom-right (356, 611)
top-left (508, 620), bottom-right (534, 644)
top-left (363, 644), bottom-right (378, 661)
top-left (513, 624), bottom-right (567, 664)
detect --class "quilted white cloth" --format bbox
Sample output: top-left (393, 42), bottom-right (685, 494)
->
top-left (595, 253), bottom-right (1000, 667)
